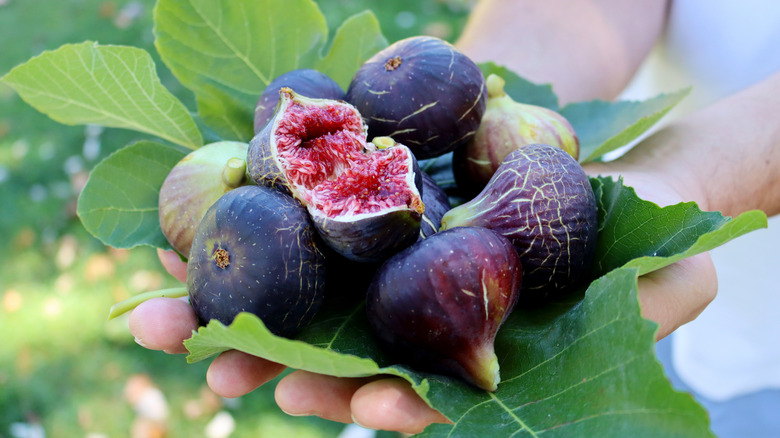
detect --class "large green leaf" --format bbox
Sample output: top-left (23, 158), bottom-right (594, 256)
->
top-left (153, 0), bottom-right (387, 141)
top-left (592, 177), bottom-right (768, 277)
top-left (0, 42), bottom-right (203, 149)
top-left (561, 89), bottom-right (690, 162)
top-left (419, 268), bottom-right (712, 437)
top-left (316, 11), bottom-right (389, 89)
top-left (185, 267), bottom-right (714, 437)
top-left (77, 140), bottom-right (188, 249)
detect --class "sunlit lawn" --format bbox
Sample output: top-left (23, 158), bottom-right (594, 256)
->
top-left (0, 0), bottom-right (470, 436)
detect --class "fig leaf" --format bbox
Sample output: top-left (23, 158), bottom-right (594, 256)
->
top-left (185, 267), bottom-right (713, 437)
top-left (77, 140), bottom-right (188, 250)
top-left (183, 176), bottom-right (766, 436)
top-left (592, 176), bottom-right (768, 277)
top-left (562, 89), bottom-right (691, 163)
top-left (316, 11), bottom-right (389, 89)
top-left (154, 0), bottom-right (387, 141)
top-left (0, 42), bottom-right (203, 149)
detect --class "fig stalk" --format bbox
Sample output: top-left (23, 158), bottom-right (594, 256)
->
top-left (222, 157), bottom-right (247, 188)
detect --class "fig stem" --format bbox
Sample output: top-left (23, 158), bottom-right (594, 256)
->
top-left (222, 157), bottom-right (247, 188)
top-left (372, 136), bottom-right (397, 149)
top-left (107, 287), bottom-right (188, 320)
top-left (486, 74), bottom-right (507, 99)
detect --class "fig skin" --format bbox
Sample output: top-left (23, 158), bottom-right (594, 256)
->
top-left (248, 90), bottom-right (424, 263)
top-left (419, 171), bottom-right (451, 239)
top-left (454, 74), bottom-right (579, 194)
top-left (366, 226), bottom-right (522, 391)
top-left (254, 69), bottom-right (345, 134)
top-left (441, 144), bottom-right (597, 300)
top-left (345, 36), bottom-right (487, 160)
top-left (187, 185), bottom-right (326, 338)
top-left (158, 141), bottom-right (250, 258)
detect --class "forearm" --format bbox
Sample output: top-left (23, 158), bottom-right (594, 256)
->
top-left (593, 70), bottom-right (780, 217)
top-left (455, 0), bottom-right (668, 104)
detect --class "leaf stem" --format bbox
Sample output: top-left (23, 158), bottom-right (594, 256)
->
top-left (108, 287), bottom-right (188, 320)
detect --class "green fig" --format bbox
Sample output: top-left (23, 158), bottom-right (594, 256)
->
top-left (158, 141), bottom-right (250, 257)
top-left (454, 74), bottom-right (579, 191)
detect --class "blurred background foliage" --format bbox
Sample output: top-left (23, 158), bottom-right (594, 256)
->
top-left (0, 0), bottom-right (473, 437)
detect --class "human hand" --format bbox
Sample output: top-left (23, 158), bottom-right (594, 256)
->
top-left (581, 164), bottom-right (717, 341)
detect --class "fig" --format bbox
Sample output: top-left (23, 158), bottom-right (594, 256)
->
top-left (187, 185), bottom-right (326, 337)
top-left (248, 89), bottom-right (425, 263)
top-left (345, 36), bottom-right (487, 160)
top-left (254, 69), bottom-right (345, 134)
top-left (441, 144), bottom-right (597, 299)
top-left (158, 141), bottom-right (250, 257)
top-left (366, 226), bottom-right (522, 391)
top-left (419, 171), bottom-right (451, 239)
top-left (453, 74), bottom-right (579, 192)
top-left (307, 139), bottom-right (424, 262)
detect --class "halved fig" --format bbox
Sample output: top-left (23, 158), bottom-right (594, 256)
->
top-left (158, 141), bottom-right (249, 257)
top-left (248, 89), bottom-right (424, 263)
top-left (187, 185), bottom-right (326, 337)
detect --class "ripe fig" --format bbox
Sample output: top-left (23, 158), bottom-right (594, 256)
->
top-left (345, 36), bottom-right (487, 160)
top-left (254, 69), bottom-right (345, 134)
top-left (453, 74), bottom-right (579, 192)
top-left (248, 89), bottom-right (424, 263)
top-left (248, 87), bottom-right (367, 197)
top-left (419, 171), bottom-right (451, 239)
top-left (187, 185), bottom-right (326, 337)
top-left (366, 226), bottom-right (522, 391)
top-left (441, 144), bottom-right (597, 299)
top-left (158, 141), bottom-right (250, 257)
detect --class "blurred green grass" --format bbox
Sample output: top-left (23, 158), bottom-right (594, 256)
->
top-left (0, 0), bottom-right (471, 436)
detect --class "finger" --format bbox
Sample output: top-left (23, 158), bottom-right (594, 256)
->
top-left (637, 252), bottom-right (717, 340)
top-left (128, 297), bottom-right (198, 354)
top-left (275, 371), bottom-right (375, 424)
top-left (157, 248), bottom-right (187, 283)
top-left (206, 350), bottom-right (286, 399)
top-left (351, 378), bottom-right (450, 434)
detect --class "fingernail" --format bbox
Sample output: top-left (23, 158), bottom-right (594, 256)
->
top-left (134, 336), bottom-right (148, 348)
top-left (351, 413), bottom-right (369, 429)
top-left (280, 408), bottom-right (313, 417)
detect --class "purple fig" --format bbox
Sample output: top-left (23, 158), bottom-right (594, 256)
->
top-left (254, 69), bottom-right (345, 134)
top-left (247, 89), bottom-right (424, 263)
top-left (442, 144), bottom-right (597, 300)
top-left (454, 74), bottom-right (579, 192)
top-left (158, 141), bottom-right (249, 257)
top-left (345, 36), bottom-right (487, 160)
top-left (187, 185), bottom-right (326, 337)
top-left (366, 226), bottom-right (522, 391)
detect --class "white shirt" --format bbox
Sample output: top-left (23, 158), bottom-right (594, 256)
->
top-left (619, 0), bottom-right (780, 401)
